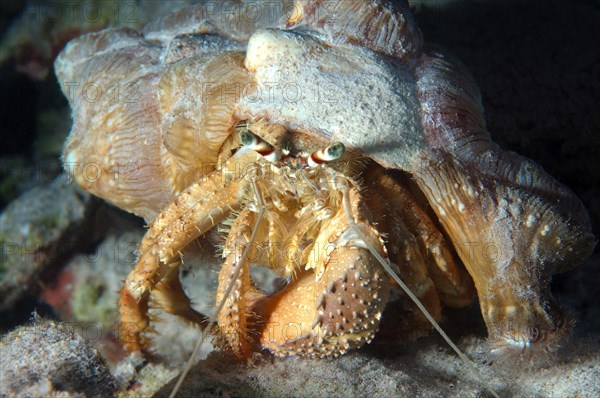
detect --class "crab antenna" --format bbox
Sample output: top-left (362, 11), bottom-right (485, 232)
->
top-left (308, 142), bottom-right (345, 167)
top-left (170, 179), bottom-right (266, 398)
top-left (237, 122), bottom-right (281, 162)
top-left (338, 183), bottom-right (501, 398)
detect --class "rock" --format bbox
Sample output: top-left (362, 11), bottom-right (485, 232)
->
top-left (154, 333), bottom-right (600, 398)
top-left (0, 0), bottom-right (200, 80)
top-left (0, 319), bottom-right (116, 397)
top-left (0, 177), bottom-right (92, 310)
top-left (68, 231), bottom-right (145, 328)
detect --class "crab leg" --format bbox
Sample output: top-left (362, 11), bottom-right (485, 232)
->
top-left (215, 204), bottom-right (267, 358)
top-left (119, 149), bottom-right (260, 353)
top-left (359, 169), bottom-right (475, 339)
top-left (215, 178), bottom-right (269, 358)
top-left (372, 171), bottom-right (475, 307)
top-left (377, 211), bottom-right (444, 338)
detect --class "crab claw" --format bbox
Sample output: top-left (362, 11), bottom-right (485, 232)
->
top-left (259, 245), bottom-right (390, 358)
top-left (215, 188), bottom-right (392, 359)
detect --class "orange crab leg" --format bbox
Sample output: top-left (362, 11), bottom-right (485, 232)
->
top-left (359, 169), bottom-right (475, 339)
top-left (119, 149), bottom-right (261, 353)
top-left (370, 170), bottom-right (475, 308)
top-left (215, 206), bottom-right (267, 358)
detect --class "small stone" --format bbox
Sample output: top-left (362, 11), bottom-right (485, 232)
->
top-left (0, 319), bottom-right (116, 397)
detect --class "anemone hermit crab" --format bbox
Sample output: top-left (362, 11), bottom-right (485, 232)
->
top-left (56, 0), bottom-right (595, 362)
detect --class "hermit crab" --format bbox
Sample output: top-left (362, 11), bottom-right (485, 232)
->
top-left (56, 0), bottom-right (595, 363)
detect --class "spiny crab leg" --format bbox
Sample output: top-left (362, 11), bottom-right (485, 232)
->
top-left (170, 179), bottom-right (266, 398)
top-left (119, 149), bottom-right (261, 353)
top-left (337, 176), bottom-right (501, 398)
top-left (216, 179), bottom-right (266, 357)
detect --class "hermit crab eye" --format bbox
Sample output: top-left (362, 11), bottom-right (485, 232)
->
top-left (239, 128), bottom-right (254, 146)
top-left (308, 142), bottom-right (345, 167)
top-left (237, 126), bottom-right (265, 150)
top-left (236, 122), bottom-right (280, 161)
top-left (326, 142), bottom-right (345, 160)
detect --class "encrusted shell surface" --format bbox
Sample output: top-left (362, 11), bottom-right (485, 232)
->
top-left (57, 28), bottom-right (249, 220)
top-left (238, 28), bottom-right (427, 169)
top-left (57, 0), bottom-right (427, 220)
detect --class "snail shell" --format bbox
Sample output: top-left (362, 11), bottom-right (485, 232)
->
top-left (57, 0), bottom-right (595, 353)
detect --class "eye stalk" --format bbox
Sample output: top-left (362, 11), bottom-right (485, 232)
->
top-left (235, 121), bottom-right (344, 166)
top-left (308, 142), bottom-right (345, 167)
top-left (235, 120), bottom-right (280, 162)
